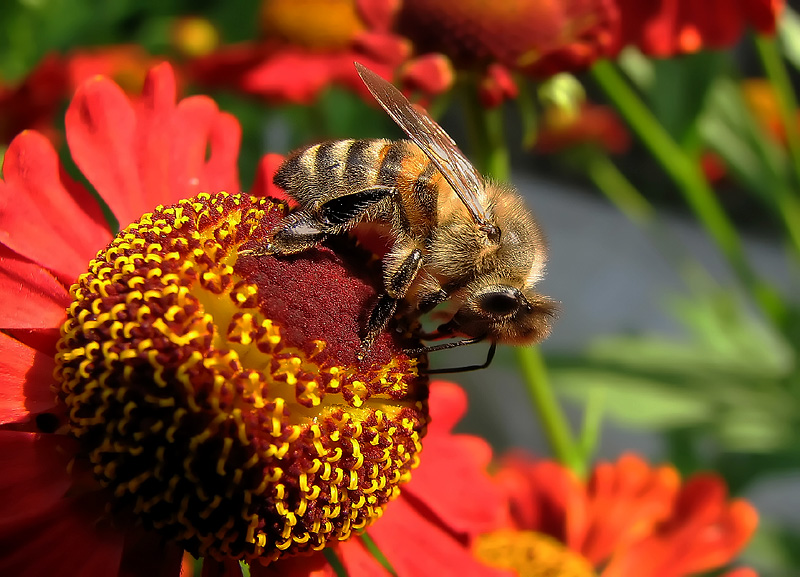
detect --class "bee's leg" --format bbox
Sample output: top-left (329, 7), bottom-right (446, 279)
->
top-left (241, 210), bottom-right (327, 256)
top-left (405, 339), bottom-right (497, 374)
top-left (417, 289), bottom-right (448, 314)
top-left (240, 185), bottom-right (395, 257)
top-left (357, 246), bottom-right (424, 360)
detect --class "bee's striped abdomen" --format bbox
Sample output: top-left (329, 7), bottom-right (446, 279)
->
top-left (273, 138), bottom-right (442, 233)
top-left (274, 139), bottom-right (390, 205)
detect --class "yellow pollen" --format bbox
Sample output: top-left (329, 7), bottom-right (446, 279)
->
top-left (473, 530), bottom-right (596, 577)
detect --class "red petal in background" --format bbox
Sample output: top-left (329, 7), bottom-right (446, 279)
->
top-left (0, 130), bottom-right (111, 284)
top-left (252, 153), bottom-right (291, 203)
top-left (494, 455), bottom-right (585, 548)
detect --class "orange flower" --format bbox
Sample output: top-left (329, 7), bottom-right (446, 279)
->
top-left (475, 453), bottom-right (759, 577)
top-left (187, 0), bottom-right (449, 104)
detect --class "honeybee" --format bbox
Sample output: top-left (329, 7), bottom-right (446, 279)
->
top-left (242, 62), bottom-right (556, 372)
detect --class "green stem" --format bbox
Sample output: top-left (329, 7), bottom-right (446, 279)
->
top-left (578, 388), bottom-right (605, 463)
top-left (361, 533), bottom-right (398, 576)
top-left (591, 59), bottom-right (786, 327)
top-left (516, 347), bottom-right (585, 476)
top-left (754, 34), bottom-right (800, 188)
top-left (323, 548), bottom-right (350, 577)
top-left (461, 80), bottom-right (583, 473)
top-left (585, 151), bottom-right (654, 225)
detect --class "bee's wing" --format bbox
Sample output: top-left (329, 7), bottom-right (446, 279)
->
top-left (355, 62), bottom-right (491, 226)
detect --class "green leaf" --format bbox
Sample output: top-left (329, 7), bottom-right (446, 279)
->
top-left (549, 291), bottom-right (798, 452)
top-left (778, 5), bottom-right (800, 74)
top-left (646, 51), bottom-right (727, 144)
top-left (699, 76), bottom-right (789, 184)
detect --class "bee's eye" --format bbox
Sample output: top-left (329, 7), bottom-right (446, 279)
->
top-left (478, 289), bottom-right (520, 316)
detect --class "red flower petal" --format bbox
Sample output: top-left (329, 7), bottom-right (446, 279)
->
top-left (405, 434), bottom-right (504, 535)
top-left (603, 474), bottom-right (758, 577)
top-left (66, 63), bottom-right (242, 229)
top-left (202, 112), bottom-right (242, 195)
top-left (427, 380), bottom-right (468, 434)
top-left (337, 538), bottom-right (391, 577)
top-left (0, 245), bottom-right (70, 329)
top-left (4, 328), bottom-right (62, 355)
top-left (66, 73), bottom-right (143, 227)
top-left (119, 526), bottom-right (185, 577)
top-left (356, 0), bottom-right (400, 31)
top-left (132, 62), bottom-right (179, 214)
top-left (136, 64), bottom-right (241, 210)
top-left (495, 455), bottom-right (586, 546)
top-left (242, 51), bottom-right (340, 104)
top-left (173, 98), bottom-right (241, 198)
top-left (0, 130), bottom-right (111, 284)
top-left (369, 495), bottom-right (511, 577)
top-left (0, 332), bottom-right (57, 425)
top-left (403, 382), bottom-right (504, 535)
top-left (615, 0), bottom-right (782, 56)
top-left (251, 154), bottom-right (292, 203)
top-left (0, 432), bottom-right (125, 576)
top-left (0, 432), bottom-right (72, 526)
top-left (400, 54), bottom-right (455, 98)
top-left (252, 553), bottom-right (333, 577)
top-left (579, 454), bottom-right (679, 565)
top-left (741, 0), bottom-right (784, 35)
top-left (478, 64), bottom-right (517, 109)
top-left (721, 568), bottom-right (759, 577)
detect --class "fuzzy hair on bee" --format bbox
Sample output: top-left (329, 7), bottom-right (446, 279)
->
top-left (240, 63), bottom-right (557, 372)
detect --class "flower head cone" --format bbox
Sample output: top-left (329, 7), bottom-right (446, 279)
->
top-left (474, 453), bottom-right (759, 577)
top-left (0, 62), bottom-right (430, 575)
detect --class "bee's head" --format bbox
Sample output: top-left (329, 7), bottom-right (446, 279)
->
top-left (441, 283), bottom-right (557, 345)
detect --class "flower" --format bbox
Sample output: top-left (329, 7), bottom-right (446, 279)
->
top-left (614, 0), bottom-right (785, 56)
top-left (0, 62), bottom-right (431, 574)
top-left (396, 0), bottom-right (619, 78)
top-left (171, 16), bottom-right (222, 59)
top-left (186, 0), bottom-right (448, 105)
top-left (474, 453), bottom-right (759, 577)
top-left (0, 54), bottom-right (68, 145)
top-left (231, 380), bottom-right (510, 577)
top-left (0, 45), bottom-right (165, 147)
top-left (535, 103), bottom-right (630, 154)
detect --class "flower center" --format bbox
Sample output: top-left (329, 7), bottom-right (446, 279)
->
top-left (473, 530), bottom-right (596, 577)
top-left (260, 0), bottom-right (365, 50)
top-left (54, 192), bottom-right (428, 563)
